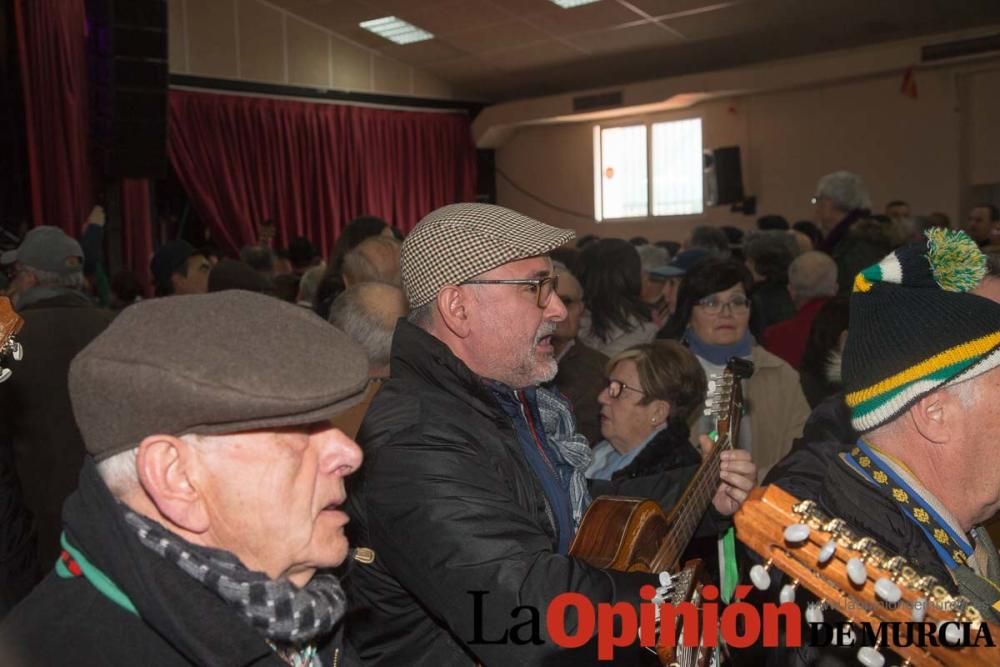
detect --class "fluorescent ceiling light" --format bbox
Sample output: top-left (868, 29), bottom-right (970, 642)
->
top-left (359, 16), bottom-right (434, 45)
top-left (549, 0), bottom-right (602, 7)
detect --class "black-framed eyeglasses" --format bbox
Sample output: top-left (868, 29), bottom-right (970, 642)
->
top-left (462, 275), bottom-right (560, 308)
top-left (695, 295), bottom-right (751, 315)
top-left (606, 378), bottom-right (645, 399)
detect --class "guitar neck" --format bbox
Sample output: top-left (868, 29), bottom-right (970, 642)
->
top-left (650, 435), bottom-right (729, 571)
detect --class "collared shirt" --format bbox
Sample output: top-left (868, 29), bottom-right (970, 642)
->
top-left (586, 426), bottom-right (665, 481)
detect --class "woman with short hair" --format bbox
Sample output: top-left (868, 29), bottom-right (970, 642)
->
top-left (586, 340), bottom-right (707, 510)
top-left (661, 258), bottom-right (810, 481)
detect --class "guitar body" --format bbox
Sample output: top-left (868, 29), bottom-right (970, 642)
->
top-left (568, 358), bottom-right (753, 667)
top-left (571, 507), bottom-right (711, 667)
top-left (570, 497), bottom-right (670, 572)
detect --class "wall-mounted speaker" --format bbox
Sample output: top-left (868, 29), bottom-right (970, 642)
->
top-left (712, 146), bottom-right (744, 206)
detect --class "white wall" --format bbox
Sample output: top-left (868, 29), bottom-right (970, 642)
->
top-left (496, 56), bottom-right (1000, 242)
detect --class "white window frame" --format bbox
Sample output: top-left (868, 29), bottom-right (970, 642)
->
top-left (594, 116), bottom-right (704, 222)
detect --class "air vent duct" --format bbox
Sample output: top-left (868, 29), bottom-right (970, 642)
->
top-left (572, 91), bottom-right (623, 112)
top-left (922, 34), bottom-right (1000, 62)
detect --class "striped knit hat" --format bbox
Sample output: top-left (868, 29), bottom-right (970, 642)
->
top-left (844, 228), bottom-right (1000, 432)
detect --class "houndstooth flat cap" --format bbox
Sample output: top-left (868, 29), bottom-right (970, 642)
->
top-left (401, 203), bottom-right (575, 308)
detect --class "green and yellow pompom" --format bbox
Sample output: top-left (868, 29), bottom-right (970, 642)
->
top-left (925, 228), bottom-right (986, 293)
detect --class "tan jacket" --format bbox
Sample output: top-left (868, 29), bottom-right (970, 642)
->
top-left (746, 346), bottom-right (810, 482)
top-left (693, 346), bottom-right (810, 483)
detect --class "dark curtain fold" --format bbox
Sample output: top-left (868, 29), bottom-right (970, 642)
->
top-left (167, 90), bottom-right (477, 256)
top-left (13, 0), bottom-right (93, 237)
top-left (120, 179), bottom-right (153, 296)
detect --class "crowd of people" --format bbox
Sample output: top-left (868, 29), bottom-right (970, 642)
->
top-left (0, 168), bottom-right (999, 666)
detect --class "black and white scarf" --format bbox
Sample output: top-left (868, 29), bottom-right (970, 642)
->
top-left (536, 387), bottom-right (593, 530)
top-left (123, 509), bottom-right (346, 649)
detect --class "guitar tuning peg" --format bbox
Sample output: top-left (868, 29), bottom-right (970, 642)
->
top-left (911, 597), bottom-right (927, 622)
top-left (11, 341), bottom-right (22, 361)
top-left (846, 557), bottom-right (868, 585)
top-left (658, 572), bottom-right (673, 588)
top-left (804, 602), bottom-right (824, 624)
top-left (0, 367), bottom-right (11, 383)
top-left (783, 523), bottom-right (811, 544)
top-left (818, 539), bottom-right (836, 564)
top-left (857, 646), bottom-right (885, 667)
top-left (779, 581), bottom-right (798, 604)
top-left (750, 560), bottom-right (772, 591)
top-left (944, 623), bottom-right (963, 644)
top-left (707, 379), bottom-right (716, 392)
top-left (874, 577), bottom-right (901, 604)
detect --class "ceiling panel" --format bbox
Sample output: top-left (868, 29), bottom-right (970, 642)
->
top-left (521, 1), bottom-right (647, 37)
top-left (665, 0), bottom-right (798, 40)
top-left (625, 0), bottom-right (748, 19)
top-left (290, 0), bottom-right (383, 31)
top-left (443, 19), bottom-right (553, 54)
top-left (268, 0), bottom-right (333, 12)
top-left (565, 21), bottom-right (682, 55)
top-left (379, 39), bottom-right (468, 64)
top-left (360, 0), bottom-right (455, 14)
top-left (399, 0), bottom-right (512, 36)
top-left (490, 40), bottom-right (584, 70)
top-left (420, 55), bottom-right (504, 82)
top-left (268, 0), bottom-right (1000, 102)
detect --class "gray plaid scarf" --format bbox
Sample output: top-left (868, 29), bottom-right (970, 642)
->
top-left (536, 387), bottom-right (593, 530)
top-left (123, 508), bottom-right (346, 648)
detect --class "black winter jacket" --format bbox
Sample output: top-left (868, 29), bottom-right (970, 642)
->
top-left (344, 321), bottom-right (656, 666)
top-left (588, 420), bottom-right (701, 509)
top-left (0, 459), bottom-right (350, 666)
top-left (755, 396), bottom-right (1000, 666)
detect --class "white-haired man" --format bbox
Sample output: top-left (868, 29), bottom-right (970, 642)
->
top-left (812, 170), bottom-right (890, 292)
top-left (0, 291), bottom-right (369, 665)
top-left (344, 204), bottom-right (756, 666)
top-left (766, 231), bottom-right (1000, 665)
top-left (763, 251), bottom-right (838, 369)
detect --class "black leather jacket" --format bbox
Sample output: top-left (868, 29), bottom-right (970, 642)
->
top-left (344, 321), bottom-right (654, 666)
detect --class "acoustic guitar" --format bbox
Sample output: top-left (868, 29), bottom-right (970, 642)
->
top-left (570, 357), bottom-right (754, 665)
top-left (734, 485), bottom-right (999, 666)
top-left (0, 296), bottom-right (23, 382)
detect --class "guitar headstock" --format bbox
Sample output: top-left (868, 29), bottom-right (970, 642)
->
top-left (0, 296), bottom-right (23, 383)
top-left (734, 485), bottom-right (997, 667)
top-left (704, 356), bottom-right (753, 446)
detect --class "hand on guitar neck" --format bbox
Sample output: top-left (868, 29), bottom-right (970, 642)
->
top-left (697, 434), bottom-right (755, 517)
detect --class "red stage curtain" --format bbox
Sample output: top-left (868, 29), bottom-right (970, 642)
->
top-left (167, 90), bottom-right (476, 256)
top-left (13, 0), bottom-right (93, 238)
top-left (120, 179), bottom-right (154, 296)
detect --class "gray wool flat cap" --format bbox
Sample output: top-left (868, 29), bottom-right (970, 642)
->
top-left (401, 203), bottom-right (575, 309)
top-left (69, 290), bottom-right (369, 461)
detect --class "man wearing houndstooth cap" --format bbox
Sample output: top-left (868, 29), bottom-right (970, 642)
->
top-left (343, 203), bottom-right (757, 665)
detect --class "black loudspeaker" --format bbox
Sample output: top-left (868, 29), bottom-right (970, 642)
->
top-left (713, 146), bottom-right (744, 205)
top-left (87, 0), bottom-right (168, 179)
top-left (476, 149), bottom-right (496, 204)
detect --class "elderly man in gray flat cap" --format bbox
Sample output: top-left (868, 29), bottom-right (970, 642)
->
top-left (0, 291), bottom-right (369, 666)
top-left (344, 203), bottom-right (757, 666)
